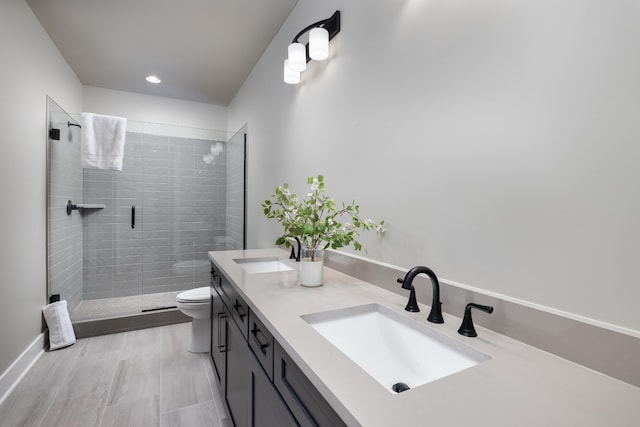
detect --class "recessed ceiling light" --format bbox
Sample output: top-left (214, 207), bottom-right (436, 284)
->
top-left (145, 75), bottom-right (161, 84)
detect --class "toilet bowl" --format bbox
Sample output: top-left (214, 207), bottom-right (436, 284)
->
top-left (176, 287), bottom-right (212, 353)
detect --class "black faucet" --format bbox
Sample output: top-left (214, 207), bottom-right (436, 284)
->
top-left (288, 237), bottom-right (301, 262)
top-left (457, 303), bottom-right (494, 337)
top-left (397, 266), bottom-right (444, 324)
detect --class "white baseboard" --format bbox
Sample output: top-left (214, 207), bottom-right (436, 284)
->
top-left (0, 333), bottom-right (46, 406)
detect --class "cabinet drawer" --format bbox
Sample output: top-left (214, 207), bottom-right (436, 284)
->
top-left (248, 310), bottom-right (274, 380)
top-left (274, 342), bottom-right (346, 427)
top-left (218, 273), bottom-right (249, 339)
top-left (219, 271), bottom-right (235, 307)
top-left (230, 294), bottom-right (249, 339)
top-left (210, 261), bottom-right (220, 290)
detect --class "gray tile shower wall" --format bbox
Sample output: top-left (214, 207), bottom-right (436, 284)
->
top-left (82, 132), bottom-right (227, 301)
top-left (47, 110), bottom-right (83, 313)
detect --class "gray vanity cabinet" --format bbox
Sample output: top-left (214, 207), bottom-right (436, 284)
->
top-left (225, 303), bottom-right (250, 427)
top-left (210, 293), bottom-right (227, 390)
top-left (274, 342), bottom-right (347, 427)
top-left (209, 260), bottom-right (345, 427)
top-left (210, 264), bottom-right (226, 391)
top-left (248, 349), bottom-right (298, 427)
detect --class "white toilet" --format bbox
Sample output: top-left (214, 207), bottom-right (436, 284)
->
top-left (176, 287), bottom-right (212, 353)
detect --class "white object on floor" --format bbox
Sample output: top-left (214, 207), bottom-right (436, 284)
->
top-left (176, 287), bottom-right (212, 353)
top-left (81, 112), bottom-right (127, 170)
top-left (42, 300), bottom-right (76, 350)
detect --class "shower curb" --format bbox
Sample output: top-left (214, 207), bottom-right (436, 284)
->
top-left (73, 308), bottom-right (189, 338)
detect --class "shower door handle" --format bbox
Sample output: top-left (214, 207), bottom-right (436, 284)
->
top-left (131, 205), bottom-right (135, 229)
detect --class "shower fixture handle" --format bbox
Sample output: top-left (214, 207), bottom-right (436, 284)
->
top-left (131, 205), bottom-right (136, 229)
top-left (66, 200), bottom-right (78, 215)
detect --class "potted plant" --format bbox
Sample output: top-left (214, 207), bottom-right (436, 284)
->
top-left (262, 175), bottom-right (384, 287)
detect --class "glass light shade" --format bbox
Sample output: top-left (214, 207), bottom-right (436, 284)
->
top-left (211, 142), bottom-right (223, 154)
top-left (283, 60), bottom-right (300, 84)
top-left (309, 27), bottom-right (329, 60)
top-left (287, 42), bottom-right (307, 72)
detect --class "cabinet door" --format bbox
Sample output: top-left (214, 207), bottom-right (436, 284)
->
top-left (274, 342), bottom-right (346, 427)
top-left (248, 350), bottom-right (298, 427)
top-left (225, 304), bottom-right (249, 427)
top-left (210, 293), bottom-right (227, 390)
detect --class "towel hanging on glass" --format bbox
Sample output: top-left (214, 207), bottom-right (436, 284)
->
top-left (81, 112), bottom-right (127, 170)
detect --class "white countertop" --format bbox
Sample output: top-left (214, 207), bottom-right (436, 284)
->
top-left (209, 249), bottom-right (640, 427)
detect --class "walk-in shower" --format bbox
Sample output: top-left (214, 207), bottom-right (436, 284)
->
top-left (46, 97), bottom-right (245, 332)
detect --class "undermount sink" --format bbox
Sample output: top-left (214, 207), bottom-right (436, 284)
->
top-left (302, 303), bottom-right (491, 394)
top-left (234, 257), bottom-right (295, 274)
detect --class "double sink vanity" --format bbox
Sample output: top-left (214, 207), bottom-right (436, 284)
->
top-left (208, 248), bottom-right (640, 426)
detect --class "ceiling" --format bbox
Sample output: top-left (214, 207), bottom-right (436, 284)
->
top-left (26, 0), bottom-right (298, 106)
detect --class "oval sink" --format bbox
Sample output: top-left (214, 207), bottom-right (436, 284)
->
top-left (302, 303), bottom-right (491, 393)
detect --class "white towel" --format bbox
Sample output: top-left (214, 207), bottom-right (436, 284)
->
top-left (42, 300), bottom-right (76, 350)
top-left (81, 112), bottom-right (127, 170)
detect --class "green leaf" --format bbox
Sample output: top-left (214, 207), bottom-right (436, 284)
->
top-left (263, 174), bottom-right (385, 253)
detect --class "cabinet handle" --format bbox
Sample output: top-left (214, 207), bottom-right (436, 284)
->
top-left (218, 313), bottom-right (227, 352)
top-left (251, 323), bottom-right (269, 355)
top-left (233, 299), bottom-right (246, 320)
top-left (131, 205), bottom-right (136, 229)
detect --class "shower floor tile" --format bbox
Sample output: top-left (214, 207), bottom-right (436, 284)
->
top-left (71, 291), bottom-right (183, 322)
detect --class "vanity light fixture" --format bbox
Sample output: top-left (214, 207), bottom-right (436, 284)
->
top-left (145, 75), bottom-right (161, 84)
top-left (283, 10), bottom-right (341, 84)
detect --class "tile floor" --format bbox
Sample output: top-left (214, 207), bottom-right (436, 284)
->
top-left (0, 323), bottom-right (231, 427)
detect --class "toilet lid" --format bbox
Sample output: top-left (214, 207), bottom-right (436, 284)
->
top-left (176, 287), bottom-right (211, 303)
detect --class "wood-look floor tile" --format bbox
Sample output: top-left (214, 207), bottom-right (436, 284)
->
top-left (160, 323), bottom-right (191, 362)
top-left (161, 356), bottom-right (213, 413)
top-left (55, 351), bottom-right (120, 401)
top-left (40, 390), bottom-right (108, 427)
top-left (0, 389), bottom-right (55, 427)
top-left (81, 332), bottom-right (126, 356)
top-left (14, 341), bottom-right (85, 394)
top-left (161, 401), bottom-right (220, 427)
top-left (0, 324), bottom-right (227, 427)
top-left (201, 354), bottom-right (231, 423)
top-left (99, 395), bottom-right (160, 427)
top-left (120, 326), bottom-right (162, 360)
top-left (107, 356), bottom-right (161, 408)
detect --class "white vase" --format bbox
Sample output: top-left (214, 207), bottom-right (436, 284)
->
top-left (300, 248), bottom-right (324, 287)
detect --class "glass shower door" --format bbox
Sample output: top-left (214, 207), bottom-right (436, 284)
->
top-left (82, 130), bottom-right (144, 317)
top-left (47, 97), bottom-right (84, 315)
top-left (225, 126), bottom-right (247, 250)
top-left (140, 127), bottom-right (232, 310)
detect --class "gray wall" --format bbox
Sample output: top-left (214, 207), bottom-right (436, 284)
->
top-left (0, 0), bottom-right (82, 376)
top-left (228, 0), bottom-right (640, 333)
